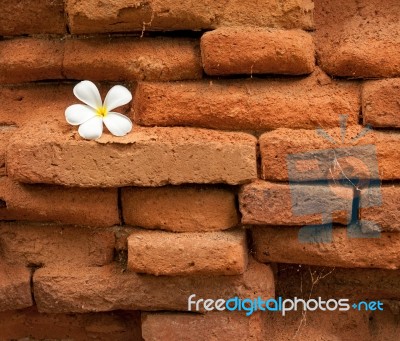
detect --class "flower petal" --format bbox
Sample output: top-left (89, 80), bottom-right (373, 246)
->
top-left (78, 116), bottom-right (103, 140)
top-left (103, 85), bottom-right (132, 111)
top-left (103, 112), bottom-right (133, 137)
top-left (65, 104), bottom-right (97, 125)
top-left (73, 81), bottom-right (102, 109)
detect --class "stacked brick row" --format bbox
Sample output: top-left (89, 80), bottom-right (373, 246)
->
top-left (1, 0), bottom-right (400, 339)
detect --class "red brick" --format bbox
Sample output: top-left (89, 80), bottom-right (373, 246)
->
top-left (0, 177), bottom-right (119, 227)
top-left (0, 38), bottom-right (64, 84)
top-left (0, 262), bottom-right (32, 311)
top-left (122, 186), bottom-right (238, 232)
top-left (0, 0), bottom-right (65, 36)
top-left (66, 0), bottom-right (314, 34)
top-left (260, 126), bottom-right (400, 181)
top-left (363, 78), bottom-right (400, 128)
top-left (64, 37), bottom-right (202, 81)
top-left (0, 129), bottom-right (15, 176)
top-left (127, 228), bottom-right (247, 275)
top-left (0, 307), bottom-right (141, 341)
top-left (239, 181), bottom-right (352, 226)
top-left (142, 312), bottom-right (263, 341)
top-left (253, 226), bottom-right (400, 269)
top-left (315, 0), bottom-right (400, 78)
top-left (0, 223), bottom-right (115, 267)
top-left (33, 260), bottom-right (274, 313)
top-left (201, 28), bottom-right (315, 76)
top-left (7, 124), bottom-right (257, 187)
top-left (134, 72), bottom-right (360, 130)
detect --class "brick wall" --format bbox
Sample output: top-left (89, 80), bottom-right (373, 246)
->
top-left (0, 0), bottom-right (400, 340)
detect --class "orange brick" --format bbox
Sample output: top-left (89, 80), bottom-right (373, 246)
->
top-left (64, 37), bottom-right (202, 81)
top-left (363, 79), bottom-right (400, 128)
top-left (0, 38), bottom-right (64, 84)
top-left (0, 0), bottom-right (65, 36)
top-left (122, 186), bottom-right (238, 232)
top-left (127, 228), bottom-right (247, 275)
top-left (0, 177), bottom-right (119, 227)
top-left (7, 124), bottom-right (257, 187)
top-left (201, 28), bottom-right (315, 76)
top-left (0, 223), bottom-right (115, 267)
top-left (253, 226), bottom-right (400, 269)
top-left (0, 129), bottom-right (15, 176)
top-left (66, 0), bottom-right (314, 34)
top-left (33, 260), bottom-right (274, 313)
top-left (134, 72), bottom-right (359, 130)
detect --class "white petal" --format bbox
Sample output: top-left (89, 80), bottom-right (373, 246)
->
top-left (103, 85), bottom-right (132, 111)
top-left (103, 112), bottom-right (133, 137)
top-left (78, 116), bottom-right (103, 140)
top-left (65, 104), bottom-right (97, 125)
top-left (73, 81), bottom-right (102, 109)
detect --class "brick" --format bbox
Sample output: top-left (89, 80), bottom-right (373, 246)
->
top-left (0, 307), bottom-right (141, 341)
top-left (33, 259), bottom-right (274, 313)
top-left (0, 38), bottom-right (64, 84)
top-left (0, 0), bottom-right (65, 36)
top-left (253, 226), bottom-right (400, 269)
top-left (7, 124), bottom-right (257, 187)
top-left (201, 28), bottom-right (315, 76)
top-left (142, 312), bottom-right (263, 341)
top-left (134, 72), bottom-right (360, 130)
top-left (363, 78), bottom-right (400, 128)
top-left (360, 185), bottom-right (400, 232)
top-left (122, 186), bottom-right (238, 232)
top-left (66, 0), bottom-right (314, 34)
top-left (0, 223), bottom-right (115, 267)
top-left (0, 262), bottom-right (32, 311)
top-left (0, 177), bottom-right (119, 227)
top-left (0, 129), bottom-right (15, 176)
top-left (64, 37), bottom-right (202, 81)
top-left (239, 181), bottom-right (353, 226)
top-left (315, 0), bottom-right (400, 78)
top-left (260, 126), bottom-right (400, 181)
top-left (127, 228), bottom-right (247, 275)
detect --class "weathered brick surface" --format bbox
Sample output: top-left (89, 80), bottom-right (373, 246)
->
top-left (260, 126), bottom-right (400, 181)
top-left (0, 129), bottom-right (15, 176)
top-left (315, 0), bottom-right (400, 77)
top-left (253, 226), bottom-right (400, 269)
top-left (33, 260), bottom-right (274, 313)
top-left (64, 37), bottom-right (202, 81)
top-left (0, 0), bottom-right (65, 36)
top-left (0, 307), bottom-right (142, 341)
top-left (0, 223), bottom-right (115, 267)
top-left (142, 312), bottom-right (263, 341)
top-left (122, 186), bottom-right (238, 232)
top-left (363, 78), bottom-right (400, 128)
top-left (0, 262), bottom-right (32, 311)
top-left (127, 229), bottom-right (247, 275)
top-left (134, 72), bottom-right (360, 130)
top-left (239, 181), bottom-right (352, 226)
top-left (0, 38), bottom-right (64, 84)
top-left (201, 28), bottom-right (315, 76)
top-left (0, 177), bottom-right (119, 227)
top-left (66, 0), bottom-right (314, 34)
top-left (7, 125), bottom-right (257, 187)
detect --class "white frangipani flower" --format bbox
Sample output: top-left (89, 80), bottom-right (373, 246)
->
top-left (65, 80), bottom-right (133, 140)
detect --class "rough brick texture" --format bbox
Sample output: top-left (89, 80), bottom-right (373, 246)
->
top-left (0, 223), bottom-right (115, 267)
top-left (122, 186), bottom-right (238, 232)
top-left (239, 181), bottom-right (352, 226)
top-left (66, 0), bottom-right (314, 34)
top-left (0, 177), bottom-right (119, 227)
top-left (127, 229), bottom-right (247, 275)
top-left (7, 125), bottom-right (257, 187)
top-left (363, 78), bottom-right (400, 128)
top-left (134, 72), bottom-right (360, 130)
top-left (201, 28), bottom-right (315, 76)
top-left (253, 226), bottom-right (400, 269)
top-left (34, 260), bottom-right (274, 313)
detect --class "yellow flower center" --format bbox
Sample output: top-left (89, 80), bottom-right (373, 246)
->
top-left (96, 106), bottom-right (108, 117)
